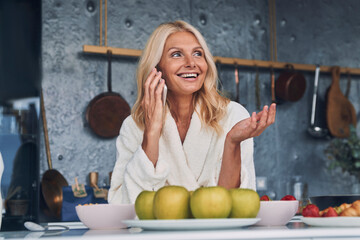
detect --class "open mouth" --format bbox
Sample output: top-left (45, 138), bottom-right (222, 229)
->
top-left (177, 73), bottom-right (199, 79)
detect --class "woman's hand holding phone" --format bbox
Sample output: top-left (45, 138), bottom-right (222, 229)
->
top-left (141, 68), bottom-right (167, 166)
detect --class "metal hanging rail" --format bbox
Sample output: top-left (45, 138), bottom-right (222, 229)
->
top-left (82, 45), bottom-right (360, 75)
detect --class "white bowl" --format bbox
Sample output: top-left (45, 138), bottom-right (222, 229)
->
top-left (75, 203), bottom-right (136, 230)
top-left (255, 200), bottom-right (299, 226)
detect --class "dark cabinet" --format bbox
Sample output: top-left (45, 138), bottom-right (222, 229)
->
top-left (0, 0), bottom-right (41, 231)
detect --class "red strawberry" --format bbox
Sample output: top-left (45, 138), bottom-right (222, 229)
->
top-left (281, 195), bottom-right (296, 201)
top-left (302, 204), bottom-right (320, 217)
top-left (260, 195), bottom-right (271, 201)
top-left (322, 207), bottom-right (338, 217)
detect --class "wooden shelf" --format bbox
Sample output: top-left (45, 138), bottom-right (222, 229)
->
top-left (83, 45), bottom-right (141, 58)
top-left (83, 45), bottom-right (360, 75)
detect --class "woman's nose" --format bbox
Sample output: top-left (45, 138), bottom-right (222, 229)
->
top-left (184, 55), bottom-right (196, 68)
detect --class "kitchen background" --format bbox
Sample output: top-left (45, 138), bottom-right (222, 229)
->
top-left (1, 0), bottom-right (360, 223)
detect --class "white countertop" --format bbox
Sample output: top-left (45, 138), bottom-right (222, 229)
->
top-left (1, 218), bottom-right (360, 240)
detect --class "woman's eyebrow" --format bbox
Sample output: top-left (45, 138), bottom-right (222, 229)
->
top-left (167, 46), bottom-right (203, 52)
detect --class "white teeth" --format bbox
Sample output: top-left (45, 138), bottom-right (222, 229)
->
top-left (179, 73), bottom-right (197, 78)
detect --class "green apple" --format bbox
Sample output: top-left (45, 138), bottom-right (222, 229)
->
top-left (190, 186), bottom-right (232, 218)
top-left (229, 188), bottom-right (260, 218)
top-left (135, 190), bottom-right (156, 219)
top-left (153, 185), bottom-right (190, 219)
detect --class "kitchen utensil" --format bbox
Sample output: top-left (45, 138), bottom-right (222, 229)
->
top-left (24, 221), bottom-right (69, 232)
top-left (40, 91), bottom-right (69, 220)
top-left (85, 50), bottom-right (131, 138)
top-left (216, 61), bottom-right (223, 91)
top-left (345, 72), bottom-right (351, 98)
top-left (307, 65), bottom-right (329, 138)
top-left (326, 66), bottom-right (357, 138)
top-left (255, 67), bottom-right (261, 110)
top-left (310, 195), bottom-right (360, 211)
top-left (86, 0), bottom-right (130, 138)
top-left (270, 68), bottom-right (276, 103)
top-left (275, 64), bottom-right (306, 102)
top-left (89, 172), bottom-right (99, 189)
top-left (234, 64), bottom-right (239, 103)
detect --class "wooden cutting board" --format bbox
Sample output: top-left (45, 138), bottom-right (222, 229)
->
top-left (326, 66), bottom-right (357, 138)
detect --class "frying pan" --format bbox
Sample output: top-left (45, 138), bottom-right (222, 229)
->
top-left (326, 66), bottom-right (357, 138)
top-left (275, 64), bottom-right (306, 102)
top-left (85, 50), bottom-right (131, 138)
top-left (40, 91), bottom-right (68, 220)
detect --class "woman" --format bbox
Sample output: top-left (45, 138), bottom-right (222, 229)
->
top-left (108, 20), bottom-right (276, 204)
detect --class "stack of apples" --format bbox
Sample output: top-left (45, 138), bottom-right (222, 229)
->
top-left (135, 186), bottom-right (260, 220)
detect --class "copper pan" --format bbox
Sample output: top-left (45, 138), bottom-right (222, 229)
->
top-left (85, 51), bottom-right (130, 138)
top-left (40, 90), bottom-right (68, 220)
top-left (275, 64), bottom-right (306, 102)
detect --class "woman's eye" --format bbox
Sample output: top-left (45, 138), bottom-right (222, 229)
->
top-left (171, 52), bottom-right (181, 57)
top-left (194, 51), bottom-right (203, 57)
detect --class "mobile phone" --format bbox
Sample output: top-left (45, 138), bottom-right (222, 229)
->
top-left (162, 84), bottom-right (167, 106)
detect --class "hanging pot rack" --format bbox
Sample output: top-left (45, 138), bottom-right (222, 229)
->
top-left (82, 44), bottom-right (360, 75)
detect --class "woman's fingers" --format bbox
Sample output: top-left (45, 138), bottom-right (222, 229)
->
top-left (148, 71), bottom-right (162, 106)
top-left (144, 68), bottom-right (157, 104)
top-left (267, 103), bottom-right (276, 124)
top-left (143, 68), bottom-right (162, 107)
top-left (231, 103), bottom-right (277, 143)
top-left (258, 105), bottom-right (269, 126)
top-left (248, 104), bottom-right (277, 137)
top-left (150, 71), bottom-right (162, 93)
top-left (155, 79), bottom-right (165, 105)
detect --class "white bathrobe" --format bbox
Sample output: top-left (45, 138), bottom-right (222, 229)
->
top-left (108, 101), bottom-right (255, 204)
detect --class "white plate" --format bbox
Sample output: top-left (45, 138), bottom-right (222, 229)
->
top-left (301, 217), bottom-right (360, 227)
top-left (123, 218), bottom-right (260, 230)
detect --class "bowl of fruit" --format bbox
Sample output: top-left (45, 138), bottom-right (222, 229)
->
top-left (301, 200), bottom-right (360, 227)
top-left (255, 195), bottom-right (299, 226)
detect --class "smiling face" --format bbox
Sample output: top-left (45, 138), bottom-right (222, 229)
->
top-left (157, 31), bottom-right (208, 98)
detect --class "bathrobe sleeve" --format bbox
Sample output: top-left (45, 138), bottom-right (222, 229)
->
top-left (222, 102), bottom-right (256, 190)
top-left (108, 116), bottom-right (170, 204)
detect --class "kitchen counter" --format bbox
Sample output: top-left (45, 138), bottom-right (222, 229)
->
top-left (1, 218), bottom-right (360, 240)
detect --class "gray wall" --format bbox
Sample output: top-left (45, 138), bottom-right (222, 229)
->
top-left (41, 0), bottom-right (360, 200)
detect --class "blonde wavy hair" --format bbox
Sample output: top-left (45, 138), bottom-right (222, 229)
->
top-left (132, 20), bottom-right (229, 134)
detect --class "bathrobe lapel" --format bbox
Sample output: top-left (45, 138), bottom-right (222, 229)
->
top-left (160, 109), bottom-right (213, 190)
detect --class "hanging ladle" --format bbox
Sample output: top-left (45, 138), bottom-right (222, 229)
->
top-left (307, 65), bottom-right (328, 138)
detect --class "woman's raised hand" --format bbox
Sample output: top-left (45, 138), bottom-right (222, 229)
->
top-left (142, 68), bottom-right (166, 138)
top-left (228, 103), bottom-right (276, 144)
